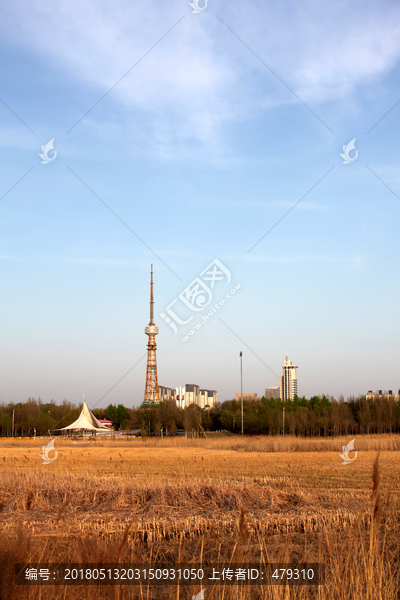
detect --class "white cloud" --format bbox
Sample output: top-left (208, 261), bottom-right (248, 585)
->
top-left (224, 0), bottom-right (400, 103)
top-left (1, 0), bottom-right (400, 149)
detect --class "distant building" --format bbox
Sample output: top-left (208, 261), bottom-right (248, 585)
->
top-left (279, 355), bottom-right (298, 401)
top-left (264, 386), bottom-right (280, 400)
top-left (159, 386), bottom-right (176, 402)
top-left (210, 390), bottom-right (218, 406)
top-left (366, 390), bottom-right (400, 401)
top-left (184, 384), bottom-right (200, 406)
top-left (98, 419), bottom-right (113, 429)
top-left (175, 385), bottom-right (217, 409)
top-left (200, 389), bottom-right (218, 408)
top-left (236, 392), bottom-right (258, 402)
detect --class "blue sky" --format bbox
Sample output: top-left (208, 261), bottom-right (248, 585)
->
top-left (1, 0), bottom-right (400, 408)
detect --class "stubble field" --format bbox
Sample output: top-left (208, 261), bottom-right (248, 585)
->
top-left (0, 435), bottom-right (399, 599)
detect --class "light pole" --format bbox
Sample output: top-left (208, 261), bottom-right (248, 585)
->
top-left (240, 351), bottom-right (243, 435)
top-left (12, 409), bottom-right (15, 438)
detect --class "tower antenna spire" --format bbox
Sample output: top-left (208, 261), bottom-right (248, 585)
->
top-left (149, 263), bottom-right (154, 325)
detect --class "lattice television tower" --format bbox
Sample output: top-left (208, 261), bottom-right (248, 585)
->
top-left (142, 265), bottom-right (160, 405)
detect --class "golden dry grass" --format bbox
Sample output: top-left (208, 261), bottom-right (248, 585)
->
top-left (2, 432), bottom-right (400, 452)
top-left (0, 435), bottom-right (399, 599)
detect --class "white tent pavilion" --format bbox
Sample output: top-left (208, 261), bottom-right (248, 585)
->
top-left (60, 396), bottom-right (109, 433)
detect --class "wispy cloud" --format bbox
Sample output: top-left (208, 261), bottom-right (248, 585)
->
top-left (262, 201), bottom-right (329, 211)
top-left (0, 254), bottom-right (136, 266)
top-left (232, 253), bottom-right (363, 265)
top-left (1, 0), bottom-right (400, 152)
top-left (193, 198), bottom-right (331, 210)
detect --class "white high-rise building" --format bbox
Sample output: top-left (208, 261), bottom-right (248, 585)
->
top-left (174, 385), bottom-right (217, 409)
top-left (279, 355), bottom-right (298, 400)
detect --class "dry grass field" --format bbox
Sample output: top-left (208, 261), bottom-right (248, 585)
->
top-left (0, 435), bottom-right (399, 599)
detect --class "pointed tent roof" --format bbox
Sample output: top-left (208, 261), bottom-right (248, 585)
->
top-left (60, 397), bottom-right (108, 431)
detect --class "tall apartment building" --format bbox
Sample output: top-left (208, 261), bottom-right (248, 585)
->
top-left (279, 355), bottom-right (298, 401)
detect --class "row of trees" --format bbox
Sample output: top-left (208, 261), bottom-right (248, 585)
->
top-left (220, 395), bottom-right (400, 435)
top-left (0, 394), bottom-right (399, 437)
top-left (0, 397), bottom-right (206, 437)
top-left (0, 398), bottom-right (132, 437)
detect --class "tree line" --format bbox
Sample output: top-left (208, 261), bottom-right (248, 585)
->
top-left (0, 393), bottom-right (399, 437)
top-left (220, 395), bottom-right (400, 436)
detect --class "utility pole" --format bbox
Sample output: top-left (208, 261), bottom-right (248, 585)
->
top-left (240, 351), bottom-right (243, 435)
